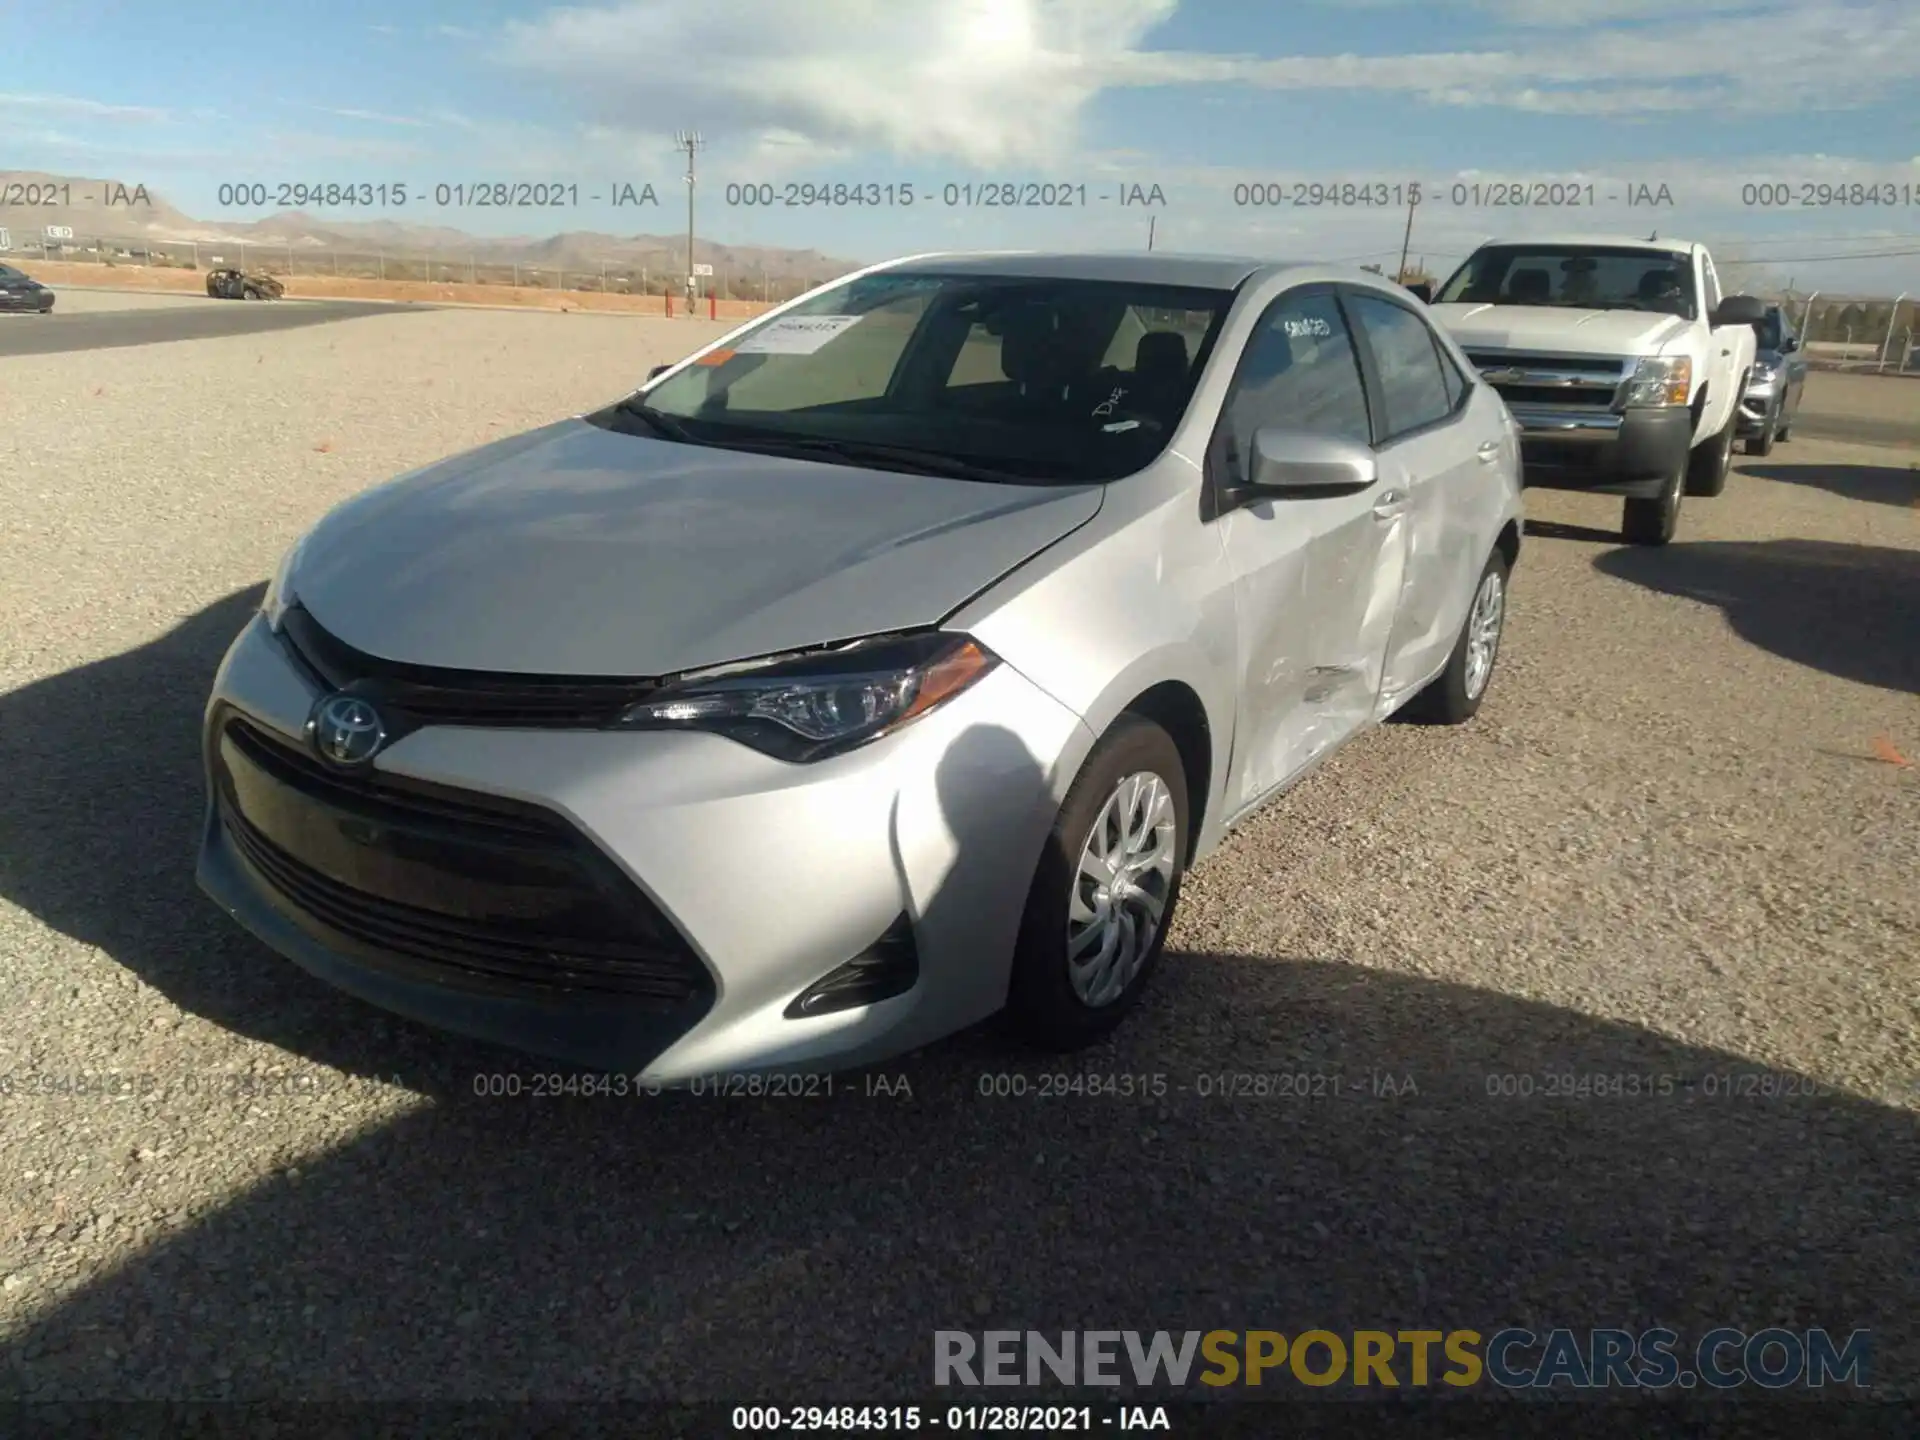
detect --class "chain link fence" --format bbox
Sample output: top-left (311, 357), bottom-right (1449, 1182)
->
top-left (1774, 290), bottom-right (1918, 371)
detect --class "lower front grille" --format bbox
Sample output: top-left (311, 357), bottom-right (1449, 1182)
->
top-left (213, 712), bottom-right (711, 1004)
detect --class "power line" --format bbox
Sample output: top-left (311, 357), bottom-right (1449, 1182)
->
top-left (1724, 245), bottom-right (1920, 263)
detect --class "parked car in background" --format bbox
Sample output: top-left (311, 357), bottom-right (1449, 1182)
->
top-left (198, 252), bottom-right (1524, 1081)
top-left (205, 267), bottom-right (283, 301)
top-left (0, 262), bottom-right (55, 313)
top-left (1736, 303), bottom-right (1808, 456)
top-left (1427, 234), bottom-right (1762, 545)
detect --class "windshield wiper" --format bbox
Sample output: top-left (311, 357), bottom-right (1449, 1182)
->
top-left (610, 397), bottom-right (701, 444)
top-left (712, 434), bottom-right (1045, 484)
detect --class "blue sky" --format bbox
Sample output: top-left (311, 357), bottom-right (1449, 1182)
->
top-left (5, 0), bottom-right (1919, 289)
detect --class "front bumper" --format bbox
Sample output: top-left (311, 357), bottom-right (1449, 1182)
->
top-left (1737, 377), bottom-right (1781, 436)
top-left (1509, 403), bottom-right (1694, 499)
top-left (197, 612), bottom-right (1092, 1080)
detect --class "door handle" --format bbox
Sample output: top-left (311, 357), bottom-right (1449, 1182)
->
top-left (1475, 440), bottom-right (1501, 464)
top-left (1372, 488), bottom-right (1408, 519)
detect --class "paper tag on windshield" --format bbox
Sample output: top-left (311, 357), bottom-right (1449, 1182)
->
top-left (732, 315), bottom-right (863, 355)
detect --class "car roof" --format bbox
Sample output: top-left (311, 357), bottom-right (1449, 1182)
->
top-left (875, 250), bottom-right (1290, 290)
top-left (1475, 233), bottom-right (1698, 256)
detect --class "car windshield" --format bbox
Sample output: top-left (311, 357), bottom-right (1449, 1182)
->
top-left (0, 265), bottom-right (26, 281)
top-left (1436, 246), bottom-right (1699, 321)
top-left (588, 270), bottom-right (1234, 484)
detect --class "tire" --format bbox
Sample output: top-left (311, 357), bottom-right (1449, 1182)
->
top-left (1685, 407), bottom-right (1736, 497)
top-left (1005, 715), bottom-right (1189, 1050)
top-left (1401, 548), bottom-right (1510, 725)
top-left (242, 287), bottom-right (260, 301)
top-left (1742, 403), bottom-right (1776, 457)
top-left (1622, 460), bottom-right (1685, 546)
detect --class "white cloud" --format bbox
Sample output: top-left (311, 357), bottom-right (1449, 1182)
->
top-left (0, 92), bottom-right (170, 123)
top-left (498, 0), bottom-right (1180, 166)
top-left (491, 0), bottom-right (1920, 164)
top-left (315, 106), bottom-right (435, 128)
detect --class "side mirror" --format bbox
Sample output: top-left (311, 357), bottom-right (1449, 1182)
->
top-left (646, 364), bottom-right (671, 381)
top-left (1403, 281), bottom-right (1434, 304)
top-left (1780, 336), bottom-right (1798, 353)
top-left (1712, 295), bottom-right (1766, 327)
top-left (1225, 429), bottom-right (1378, 508)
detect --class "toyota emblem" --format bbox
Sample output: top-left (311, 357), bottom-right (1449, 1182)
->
top-left (309, 693), bottom-right (388, 767)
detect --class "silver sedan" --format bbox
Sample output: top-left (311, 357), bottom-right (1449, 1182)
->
top-left (197, 251), bottom-right (1524, 1080)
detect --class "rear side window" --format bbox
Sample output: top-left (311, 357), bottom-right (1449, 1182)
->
top-left (1347, 294), bottom-right (1453, 439)
top-left (1214, 288), bottom-right (1372, 479)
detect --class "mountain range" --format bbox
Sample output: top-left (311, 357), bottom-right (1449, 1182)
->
top-left (0, 171), bottom-right (858, 283)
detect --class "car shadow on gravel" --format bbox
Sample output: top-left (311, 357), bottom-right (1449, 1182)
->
top-left (2, 952), bottom-right (1915, 1404)
top-left (1595, 539), bottom-right (1920, 696)
top-left (1523, 518), bottom-right (1624, 546)
top-left (1, 589), bottom-right (1916, 1406)
top-left (0, 584), bottom-right (530, 1082)
top-left (1741, 462), bottom-right (1920, 510)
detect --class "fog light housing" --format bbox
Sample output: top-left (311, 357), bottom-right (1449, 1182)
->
top-left (785, 914), bottom-right (919, 1018)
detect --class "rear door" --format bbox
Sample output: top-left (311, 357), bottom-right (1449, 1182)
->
top-left (1342, 288), bottom-right (1505, 710)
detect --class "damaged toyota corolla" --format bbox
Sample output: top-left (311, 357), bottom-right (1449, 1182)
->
top-left (197, 251), bottom-right (1523, 1082)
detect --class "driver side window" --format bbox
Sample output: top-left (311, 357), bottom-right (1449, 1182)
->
top-left (1213, 289), bottom-right (1372, 482)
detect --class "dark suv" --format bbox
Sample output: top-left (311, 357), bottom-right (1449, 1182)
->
top-left (205, 267), bottom-right (284, 301)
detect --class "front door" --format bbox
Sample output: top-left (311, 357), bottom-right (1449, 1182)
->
top-left (1210, 285), bottom-right (1405, 811)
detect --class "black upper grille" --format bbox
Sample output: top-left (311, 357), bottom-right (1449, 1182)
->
top-left (279, 605), bottom-right (660, 728)
top-left (1463, 352), bottom-right (1626, 377)
top-left (213, 712), bottom-right (711, 1004)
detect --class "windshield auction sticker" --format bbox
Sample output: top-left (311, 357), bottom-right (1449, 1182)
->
top-left (732, 315), bottom-right (863, 354)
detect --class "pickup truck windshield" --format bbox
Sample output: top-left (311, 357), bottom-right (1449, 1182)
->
top-left (588, 271), bottom-right (1232, 484)
top-left (1436, 246), bottom-right (1699, 321)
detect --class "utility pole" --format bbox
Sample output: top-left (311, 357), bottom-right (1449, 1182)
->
top-left (1147, 215), bottom-right (1156, 252)
top-left (1395, 192), bottom-right (1416, 282)
top-left (675, 129), bottom-right (703, 313)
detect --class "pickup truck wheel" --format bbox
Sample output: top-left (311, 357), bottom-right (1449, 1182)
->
top-left (1685, 410), bottom-right (1737, 497)
top-left (1622, 464), bottom-right (1684, 546)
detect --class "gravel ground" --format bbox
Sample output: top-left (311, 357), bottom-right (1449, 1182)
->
top-left (0, 308), bottom-right (1914, 1405)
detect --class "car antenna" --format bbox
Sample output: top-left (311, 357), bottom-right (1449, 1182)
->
top-left (1646, 230), bottom-right (1658, 242)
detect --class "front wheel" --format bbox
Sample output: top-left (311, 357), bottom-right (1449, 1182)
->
top-left (1622, 462), bottom-right (1684, 545)
top-left (1743, 404), bottom-right (1777, 457)
top-left (1005, 716), bottom-right (1189, 1050)
top-left (1685, 408), bottom-right (1736, 497)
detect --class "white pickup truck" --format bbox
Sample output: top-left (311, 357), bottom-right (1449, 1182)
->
top-left (1420, 235), bottom-right (1763, 544)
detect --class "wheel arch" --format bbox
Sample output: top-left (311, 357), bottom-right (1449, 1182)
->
top-left (1101, 679), bottom-right (1217, 867)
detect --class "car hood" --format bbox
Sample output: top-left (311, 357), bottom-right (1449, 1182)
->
top-left (289, 418), bottom-right (1104, 676)
top-left (1429, 303), bottom-right (1691, 357)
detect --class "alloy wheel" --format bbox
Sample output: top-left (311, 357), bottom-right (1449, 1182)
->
top-left (1463, 569), bottom-right (1505, 701)
top-left (1066, 771), bottom-right (1178, 1007)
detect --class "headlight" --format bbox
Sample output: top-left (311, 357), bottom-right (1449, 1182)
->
top-left (1621, 355), bottom-right (1692, 407)
top-left (616, 632), bottom-right (1000, 762)
top-left (1750, 360), bottom-right (1779, 382)
top-left (260, 536), bottom-right (306, 630)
